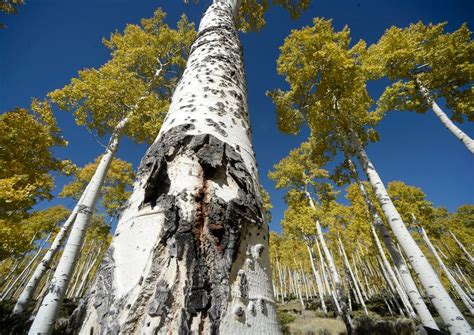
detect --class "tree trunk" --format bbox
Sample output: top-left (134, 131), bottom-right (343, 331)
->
top-left (420, 227), bottom-right (474, 315)
top-left (343, 152), bottom-right (434, 326)
top-left (2, 230), bottom-right (52, 302)
top-left (19, 206), bottom-right (80, 312)
top-left (306, 243), bottom-right (327, 314)
top-left (416, 80), bottom-right (474, 154)
top-left (337, 237), bottom-right (368, 315)
top-left (450, 231), bottom-right (474, 265)
top-left (29, 117), bottom-right (126, 334)
top-left (371, 225), bottom-right (414, 317)
top-left (313, 216), bottom-right (353, 332)
top-left (70, 1), bottom-right (279, 334)
top-left (350, 132), bottom-right (471, 334)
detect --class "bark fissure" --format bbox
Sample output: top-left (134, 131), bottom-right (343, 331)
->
top-left (138, 128), bottom-right (262, 334)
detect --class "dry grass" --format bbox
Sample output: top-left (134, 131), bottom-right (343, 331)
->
top-left (287, 311), bottom-right (347, 335)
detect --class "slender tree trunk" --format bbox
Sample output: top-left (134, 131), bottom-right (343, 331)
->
top-left (420, 227), bottom-right (474, 315)
top-left (371, 225), bottom-right (414, 318)
top-left (306, 243), bottom-right (327, 314)
top-left (276, 258), bottom-right (285, 303)
top-left (416, 80), bottom-right (474, 154)
top-left (75, 247), bottom-right (100, 299)
top-left (312, 214), bottom-right (353, 331)
top-left (337, 238), bottom-right (368, 315)
top-left (293, 266), bottom-right (305, 310)
top-left (2, 230), bottom-right (52, 301)
top-left (455, 263), bottom-right (474, 297)
top-left (70, 1), bottom-right (278, 334)
top-left (449, 231), bottom-right (474, 265)
top-left (343, 152), bottom-right (433, 326)
top-left (350, 132), bottom-right (472, 334)
top-left (29, 117), bottom-right (126, 334)
top-left (14, 206), bottom-right (81, 317)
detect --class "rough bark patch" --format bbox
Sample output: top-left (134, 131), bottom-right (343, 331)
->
top-left (137, 124), bottom-right (263, 333)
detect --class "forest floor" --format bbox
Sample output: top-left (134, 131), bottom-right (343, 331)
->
top-left (277, 299), bottom-right (437, 335)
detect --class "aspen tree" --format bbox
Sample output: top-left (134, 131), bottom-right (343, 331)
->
top-left (65, 1), bottom-right (312, 334)
top-left (366, 22), bottom-right (474, 154)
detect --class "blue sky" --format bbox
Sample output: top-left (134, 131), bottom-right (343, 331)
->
top-left (1, 0), bottom-right (473, 233)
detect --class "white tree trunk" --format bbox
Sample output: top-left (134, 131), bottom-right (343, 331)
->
top-left (276, 258), bottom-right (285, 303)
top-left (416, 81), bottom-right (474, 154)
top-left (350, 133), bottom-right (472, 334)
top-left (306, 243), bottom-right (327, 314)
top-left (71, 1), bottom-right (279, 334)
top-left (420, 227), bottom-right (474, 315)
top-left (371, 225), bottom-right (415, 318)
top-left (13, 201), bottom-right (84, 316)
top-left (337, 238), bottom-right (368, 315)
top-left (450, 231), bottom-right (474, 266)
top-left (314, 218), bottom-right (353, 331)
top-left (2, 230), bottom-right (52, 302)
top-left (29, 117), bottom-right (126, 334)
top-left (344, 154), bottom-right (434, 326)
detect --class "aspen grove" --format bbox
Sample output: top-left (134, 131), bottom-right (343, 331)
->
top-left (0, 1), bottom-right (472, 334)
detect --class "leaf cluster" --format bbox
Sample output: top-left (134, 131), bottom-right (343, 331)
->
top-left (366, 22), bottom-right (474, 122)
top-left (269, 18), bottom-right (381, 161)
top-left (49, 9), bottom-right (196, 144)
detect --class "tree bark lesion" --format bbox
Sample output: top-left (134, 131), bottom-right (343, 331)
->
top-left (132, 126), bottom-right (264, 333)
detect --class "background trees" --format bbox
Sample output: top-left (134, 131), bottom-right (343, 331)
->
top-left (0, 100), bottom-right (70, 260)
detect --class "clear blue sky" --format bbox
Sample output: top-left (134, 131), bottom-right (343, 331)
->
top-left (1, 0), bottom-right (473, 233)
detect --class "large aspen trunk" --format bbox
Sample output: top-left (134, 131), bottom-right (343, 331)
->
top-left (350, 132), bottom-right (472, 334)
top-left (415, 80), bottom-right (474, 154)
top-left (29, 119), bottom-right (125, 335)
top-left (69, 1), bottom-right (279, 334)
top-left (420, 227), bottom-right (474, 315)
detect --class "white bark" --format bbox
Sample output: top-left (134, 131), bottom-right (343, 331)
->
top-left (450, 231), bottom-right (474, 266)
top-left (350, 133), bottom-right (472, 334)
top-left (2, 230), bottom-right (52, 301)
top-left (338, 238), bottom-right (368, 315)
top-left (12, 203), bottom-right (82, 315)
top-left (306, 243), bottom-right (327, 314)
top-left (344, 154), bottom-right (432, 325)
top-left (75, 247), bottom-right (100, 299)
top-left (293, 267), bottom-right (305, 310)
top-left (314, 219), bottom-right (353, 330)
top-left (417, 81), bottom-right (474, 154)
top-left (75, 1), bottom-right (279, 334)
top-left (420, 227), bottom-right (474, 315)
top-left (276, 258), bottom-right (285, 303)
top-left (371, 225), bottom-right (415, 318)
top-left (29, 118), bottom-right (125, 335)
